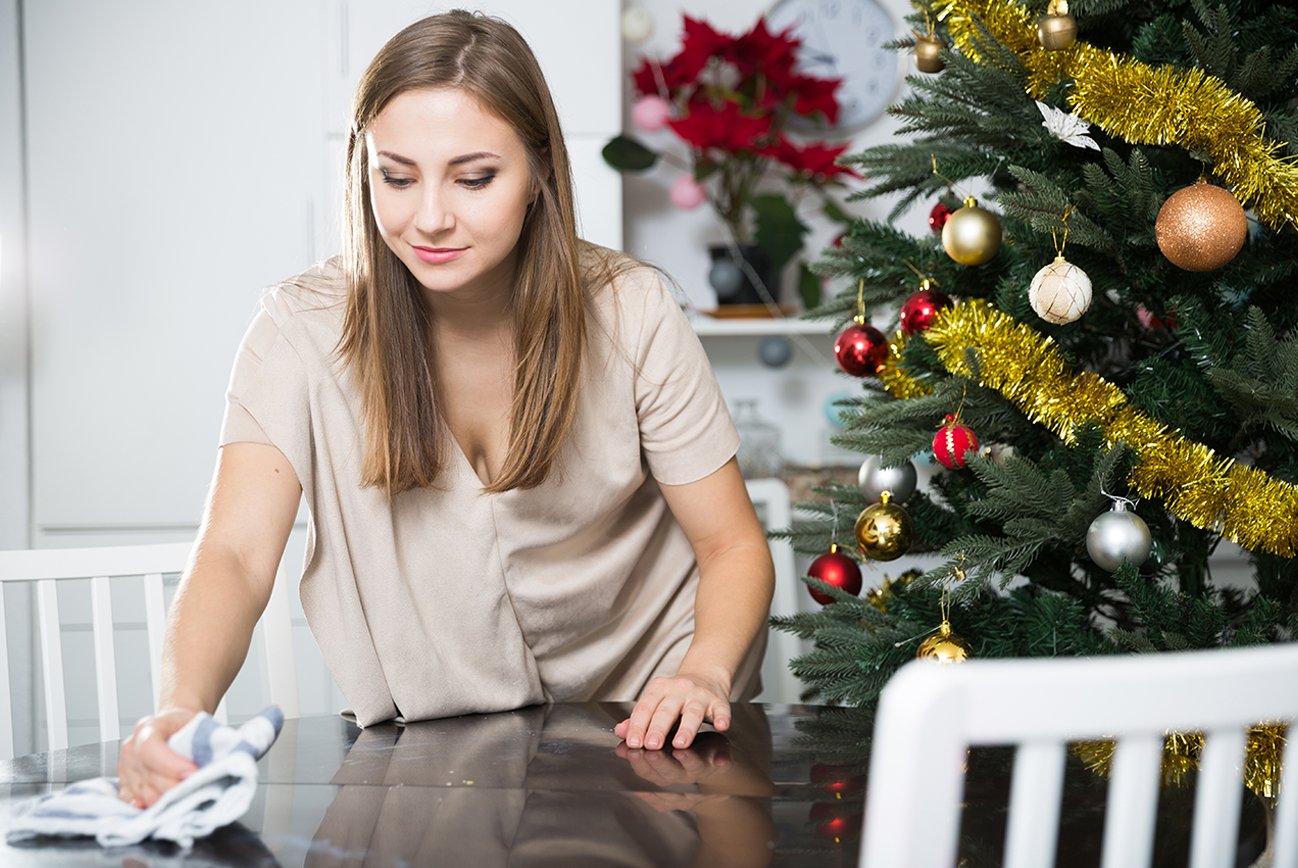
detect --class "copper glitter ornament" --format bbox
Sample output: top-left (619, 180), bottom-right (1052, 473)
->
top-left (942, 196), bottom-right (1002, 266)
top-left (914, 33), bottom-right (944, 73)
top-left (1036, 0), bottom-right (1077, 50)
top-left (854, 491), bottom-right (912, 561)
top-left (1155, 180), bottom-right (1247, 272)
top-left (917, 621), bottom-right (971, 663)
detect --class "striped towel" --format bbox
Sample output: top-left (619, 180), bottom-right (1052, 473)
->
top-left (5, 705), bottom-right (283, 850)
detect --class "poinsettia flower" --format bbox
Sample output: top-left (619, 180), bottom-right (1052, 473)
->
top-left (764, 138), bottom-right (860, 181)
top-left (731, 17), bottom-right (799, 84)
top-left (788, 74), bottom-right (842, 126)
top-left (669, 100), bottom-right (774, 152)
top-left (1035, 100), bottom-right (1100, 150)
top-left (631, 17), bottom-right (732, 96)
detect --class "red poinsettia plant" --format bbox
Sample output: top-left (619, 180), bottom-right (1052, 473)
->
top-left (605, 15), bottom-right (860, 300)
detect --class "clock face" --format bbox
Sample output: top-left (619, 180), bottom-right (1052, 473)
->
top-left (767, 0), bottom-right (901, 131)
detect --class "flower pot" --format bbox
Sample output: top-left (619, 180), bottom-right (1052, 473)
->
top-left (708, 244), bottom-right (778, 307)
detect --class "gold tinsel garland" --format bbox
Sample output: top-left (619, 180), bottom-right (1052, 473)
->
top-left (1074, 723), bottom-right (1287, 801)
top-left (935, 0), bottom-right (1298, 233)
top-left (879, 300), bottom-right (1298, 557)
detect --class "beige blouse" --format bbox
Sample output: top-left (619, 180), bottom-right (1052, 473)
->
top-left (219, 247), bottom-right (762, 726)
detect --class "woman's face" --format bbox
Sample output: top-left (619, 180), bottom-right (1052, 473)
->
top-left (365, 87), bottom-right (538, 300)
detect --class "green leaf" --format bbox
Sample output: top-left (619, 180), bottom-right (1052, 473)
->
top-left (600, 135), bottom-right (658, 172)
top-left (798, 263), bottom-right (822, 310)
top-left (752, 193), bottom-right (809, 275)
top-left (821, 196), bottom-right (853, 225)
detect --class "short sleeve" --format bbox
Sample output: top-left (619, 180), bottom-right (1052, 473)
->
top-left (219, 309), bottom-right (278, 447)
top-left (632, 272), bottom-right (739, 485)
top-left (218, 297), bottom-right (312, 486)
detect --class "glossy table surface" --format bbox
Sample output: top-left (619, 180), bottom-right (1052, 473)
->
top-left (0, 702), bottom-right (1270, 866)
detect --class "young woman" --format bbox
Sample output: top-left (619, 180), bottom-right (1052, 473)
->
top-left (118, 10), bottom-right (774, 808)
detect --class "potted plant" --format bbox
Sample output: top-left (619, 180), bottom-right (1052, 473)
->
top-left (604, 15), bottom-right (860, 310)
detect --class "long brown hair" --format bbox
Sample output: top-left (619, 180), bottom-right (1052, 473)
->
top-left (338, 10), bottom-right (588, 494)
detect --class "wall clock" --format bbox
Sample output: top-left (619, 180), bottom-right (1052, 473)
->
top-left (767, 0), bottom-right (901, 132)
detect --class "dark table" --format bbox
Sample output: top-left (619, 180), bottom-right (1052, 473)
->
top-left (0, 702), bottom-right (1271, 866)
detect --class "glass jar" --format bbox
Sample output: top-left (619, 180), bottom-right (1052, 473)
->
top-left (732, 399), bottom-right (783, 479)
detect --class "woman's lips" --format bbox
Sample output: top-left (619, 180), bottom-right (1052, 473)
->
top-left (412, 246), bottom-right (466, 264)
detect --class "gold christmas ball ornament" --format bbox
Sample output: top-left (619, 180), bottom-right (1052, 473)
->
top-left (917, 621), bottom-right (971, 663)
top-left (1037, 0), bottom-right (1077, 50)
top-left (853, 490), bottom-right (913, 561)
top-left (1029, 255), bottom-right (1092, 324)
top-left (914, 33), bottom-right (945, 73)
top-left (1155, 180), bottom-right (1247, 272)
top-left (942, 196), bottom-right (1002, 266)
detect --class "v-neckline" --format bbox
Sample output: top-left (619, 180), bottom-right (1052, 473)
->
top-left (449, 429), bottom-right (501, 492)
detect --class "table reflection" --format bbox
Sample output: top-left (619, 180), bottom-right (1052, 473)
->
top-left (0, 702), bottom-right (1273, 866)
top-left (305, 702), bottom-right (777, 867)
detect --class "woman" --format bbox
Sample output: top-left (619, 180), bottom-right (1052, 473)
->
top-left (118, 10), bottom-right (774, 808)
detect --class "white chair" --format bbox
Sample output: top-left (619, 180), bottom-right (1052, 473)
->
top-left (744, 478), bottom-right (801, 704)
top-left (863, 644), bottom-right (1298, 868)
top-left (0, 542), bottom-right (300, 759)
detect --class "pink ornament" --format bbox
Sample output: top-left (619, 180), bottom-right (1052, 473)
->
top-left (632, 95), bottom-right (671, 132)
top-left (669, 175), bottom-right (707, 210)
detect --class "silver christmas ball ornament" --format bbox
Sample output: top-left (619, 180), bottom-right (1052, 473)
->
top-left (757, 335), bottom-right (793, 368)
top-left (857, 456), bottom-right (918, 503)
top-left (1086, 500), bottom-right (1152, 572)
top-left (708, 258), bottom-right (745, 300)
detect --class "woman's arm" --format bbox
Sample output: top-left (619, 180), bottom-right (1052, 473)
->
top-left (615, 457), bottom-right (775, 751)
top-left (117, 442), bottom-right (301, 807)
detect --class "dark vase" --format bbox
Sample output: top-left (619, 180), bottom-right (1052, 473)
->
top-left (707, 244), bottom-right (778, 307)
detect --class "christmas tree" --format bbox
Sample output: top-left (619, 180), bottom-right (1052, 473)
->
top-left (775, 0), bottom-right (1298, 708)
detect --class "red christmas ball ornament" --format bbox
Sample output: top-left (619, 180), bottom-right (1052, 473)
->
top-left (810, 763), bottom-right (866, 796)
top-left (932, 414), bottom-right (979, 469)
top-left (899, 286), bottom-right (953, 335)
top-left (807, 543), bottom-right (863, 605)
top-left (928, 200), bottom-right (953, 234)
top-left (810, 802), bottom-right (862, 842)
top-left (833, 321), bottom-right (888, 377)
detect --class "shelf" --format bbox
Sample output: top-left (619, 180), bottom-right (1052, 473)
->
top-left (689, 317), bottom-right (832, 337)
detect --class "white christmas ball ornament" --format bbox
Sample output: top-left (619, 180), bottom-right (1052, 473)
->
top-left (1086, 501), bottom-right (1152, 572)
top-left (1029, 255), bottom-right (1092, 324)
top-left (621, 6), bottom-right (654, 43)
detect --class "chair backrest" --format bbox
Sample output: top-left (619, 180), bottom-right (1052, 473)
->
top-left (862, 644), bottom-right (1298, 868)
top-left (0, 542), bottom-right (300, 759)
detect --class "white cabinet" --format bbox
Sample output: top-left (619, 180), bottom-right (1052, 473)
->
top-left (25, 0), bottom-right (326, 541)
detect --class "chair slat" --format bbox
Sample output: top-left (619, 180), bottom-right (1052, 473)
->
top-left (1189, 728), bottom-right (1246, 868)
top-left (36, 579), bottom-right (68, 752)
top-left (1101, 734), bottom-right (1163, 868)
top-left (89, 576), bottom-right (120, 742)
top-left (0, 585), bottom-right (13, 759)
top-left (143, 572), bottom-right (166, 711)
top-left (214, 697), bottom-right (229, 725)
top-left (1272, 727), bottom-right (1298, 867)
top-left (263, 565), bottom-right (300, 718)
top-left (1005, 740), bottom-right (1066, 868)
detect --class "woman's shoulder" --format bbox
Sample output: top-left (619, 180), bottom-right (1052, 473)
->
top-left (258, 255), bottom-right (349, 322)
top-left (579, 242), bottom-right (686, 323)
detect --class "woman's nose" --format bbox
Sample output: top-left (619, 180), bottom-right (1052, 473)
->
top-left (414, 187), bottom-right (454, 235)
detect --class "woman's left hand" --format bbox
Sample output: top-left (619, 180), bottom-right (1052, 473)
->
top-left (614, 670), bottom-right (731, 750)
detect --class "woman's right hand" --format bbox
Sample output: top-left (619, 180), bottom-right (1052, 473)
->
top-left (117, 708), bottom-right (202, 808)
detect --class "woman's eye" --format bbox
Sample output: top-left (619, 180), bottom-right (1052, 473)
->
top-left (379, 169), bottom-right (413, 189)
top-left (460, 174), bottom-right (495, 190)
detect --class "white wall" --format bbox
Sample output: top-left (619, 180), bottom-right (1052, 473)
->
top-left (0, 0), bottom-right (29, 549)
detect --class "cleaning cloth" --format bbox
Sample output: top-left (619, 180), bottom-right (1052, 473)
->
top-left (5, 705), bottom-right (283, 850)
